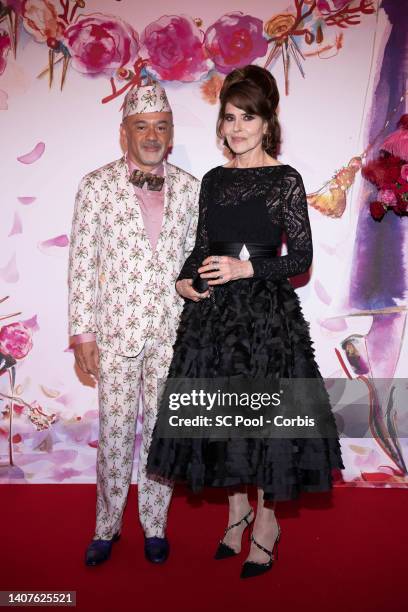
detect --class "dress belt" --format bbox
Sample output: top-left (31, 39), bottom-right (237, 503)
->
top-left (192, 243), bottom-right (278, 294)
top-left (209, 242), bottom-right (278, 259)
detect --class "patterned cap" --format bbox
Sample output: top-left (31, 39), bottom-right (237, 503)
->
top-left (122, 81), bottom-right (172, 119)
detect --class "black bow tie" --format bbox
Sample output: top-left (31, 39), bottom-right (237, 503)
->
top-left (129, 169), bottom-right (165, 191)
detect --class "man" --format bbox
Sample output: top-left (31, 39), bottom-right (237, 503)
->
top-left (68, 80), bottom-right (200, 566)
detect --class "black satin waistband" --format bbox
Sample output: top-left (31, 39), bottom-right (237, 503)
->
top-left (209, 242), bottom-right (278, 259)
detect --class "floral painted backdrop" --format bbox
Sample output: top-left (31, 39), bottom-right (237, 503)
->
top-left (1, 0), bottom-right (407, 487)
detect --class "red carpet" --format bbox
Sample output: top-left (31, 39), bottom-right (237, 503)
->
top-left (1, 485), bottom-right (406, 612)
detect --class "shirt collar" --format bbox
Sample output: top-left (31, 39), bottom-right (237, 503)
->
top-left (125, 153), bottom-right (165, 178)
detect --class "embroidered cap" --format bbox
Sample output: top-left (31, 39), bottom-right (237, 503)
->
top-left (122, 81), bottom-right (172, 119)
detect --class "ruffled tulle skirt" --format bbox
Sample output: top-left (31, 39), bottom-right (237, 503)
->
top-left (147, 278), bottom-right (344, 501)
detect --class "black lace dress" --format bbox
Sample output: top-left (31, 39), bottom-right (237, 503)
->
top-left (147, 165), bottom-right (344, 501)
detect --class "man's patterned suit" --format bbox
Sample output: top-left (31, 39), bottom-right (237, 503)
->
top-left (68, 155), bottom-right (199, 538)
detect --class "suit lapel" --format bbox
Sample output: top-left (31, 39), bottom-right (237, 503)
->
top-left (154, 161), bottom-right (176, 254)
top-left (117, 155), bottom-right (152, 249)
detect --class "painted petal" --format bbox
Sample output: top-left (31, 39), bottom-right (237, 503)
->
top-left (40, 234), bottom-right (69, 248)
top-left (38, 234), bottom-right (69, 256)
top-left (318, 317), bottom-right (347, 331)
top-left (17, 142), bottom-right (45, 164)
top-left (8, 212), bottom-right (22, 236)
top-left (18, 197), bottom-right (36, 205)
top-left (0, 89), bottom-right (8, 110)
top-left (0, 253), bottom-right (19, 283)
top-left (40, 385), bottom-right (60, 398)
top-left (14, 377), bottom-right (30, 396)
top-left (314, 279), bottom-right (332, 305)
top-left (21, 315), bottom-right (39, 331)
top-left (349, 444), bottom-right (369, 455)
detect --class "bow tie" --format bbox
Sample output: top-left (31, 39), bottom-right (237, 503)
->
top-left (129, 169), bottom-right (165, 191)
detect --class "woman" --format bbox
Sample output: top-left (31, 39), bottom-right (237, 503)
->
top-left (147, 65), bottom-right (344, 578)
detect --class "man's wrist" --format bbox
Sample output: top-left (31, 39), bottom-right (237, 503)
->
top-left (70, 333), bottom-right (97, 346)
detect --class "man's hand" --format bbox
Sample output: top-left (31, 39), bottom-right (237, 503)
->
top-left (198, 256), bottom-right (254, 285)
top-left (73, 341), bottom-right (99, 380)
top-left (176, 278), bottom-right (209, 302)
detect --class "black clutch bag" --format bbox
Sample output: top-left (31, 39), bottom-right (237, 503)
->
top-left (192, 275), bottom-right (209, 293)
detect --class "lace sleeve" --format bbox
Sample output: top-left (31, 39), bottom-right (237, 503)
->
top-left (177, 172), bottom-right (211, 281)
top-left (251, 169), bottom-right (313, 281)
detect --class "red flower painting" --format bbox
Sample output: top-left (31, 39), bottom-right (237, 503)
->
top-left (64, 13), bottom-right (139, 77)
top-left (204, 12), bottom-right (268, 74)
top-left (140, 15), bottom-right (211, 82)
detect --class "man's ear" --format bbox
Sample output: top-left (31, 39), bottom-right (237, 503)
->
top-left (120, 123), bottom-right (128, 154)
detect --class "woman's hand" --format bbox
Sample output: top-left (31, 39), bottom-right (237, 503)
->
top-left (176, 278), bottom-right (210, 302)
top-left (198, 256), bottom-right (254, 286)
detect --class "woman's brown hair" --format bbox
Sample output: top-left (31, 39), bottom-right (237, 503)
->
top-left (216, 65), bottom-right (281, 158)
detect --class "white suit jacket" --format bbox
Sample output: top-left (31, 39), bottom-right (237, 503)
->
top-left (68, 156), bottom-right (200, 356)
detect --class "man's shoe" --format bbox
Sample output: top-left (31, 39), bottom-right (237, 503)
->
top-left (144, 536), bottom-right (169, 564)
top-left (85, 533), bottom-right (120, 566)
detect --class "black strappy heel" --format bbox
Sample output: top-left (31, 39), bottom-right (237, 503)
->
top-left (214, 507), bottom-right (254, 560)
top-left (240, 523), bottom-right (281, 578)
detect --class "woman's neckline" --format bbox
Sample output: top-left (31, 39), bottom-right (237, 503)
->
top-left (219, 163), bottom-right (289, 170)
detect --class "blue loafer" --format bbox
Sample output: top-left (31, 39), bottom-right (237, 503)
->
top-left (85, 532), bottom-right (120, 566)
top-left (144, 536), bottom-right (169, 564)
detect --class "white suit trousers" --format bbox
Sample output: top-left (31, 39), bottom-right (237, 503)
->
top-left (94, 338), bottom-right (174, 539)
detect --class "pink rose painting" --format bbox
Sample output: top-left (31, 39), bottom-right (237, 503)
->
top-left (140, 15), bottom-right (211, 82)
top-left (64, 13), bottom-right (139, 77)
top-left (204, 12), bottom-right (268, 74)
top-left (0, 311), bottom-right (56, 479)
top-left (0, 322), bottom-right (33, 360)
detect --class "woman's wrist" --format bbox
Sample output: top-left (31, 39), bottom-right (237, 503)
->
top-left (241, 260), bottom-right (254, 278)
